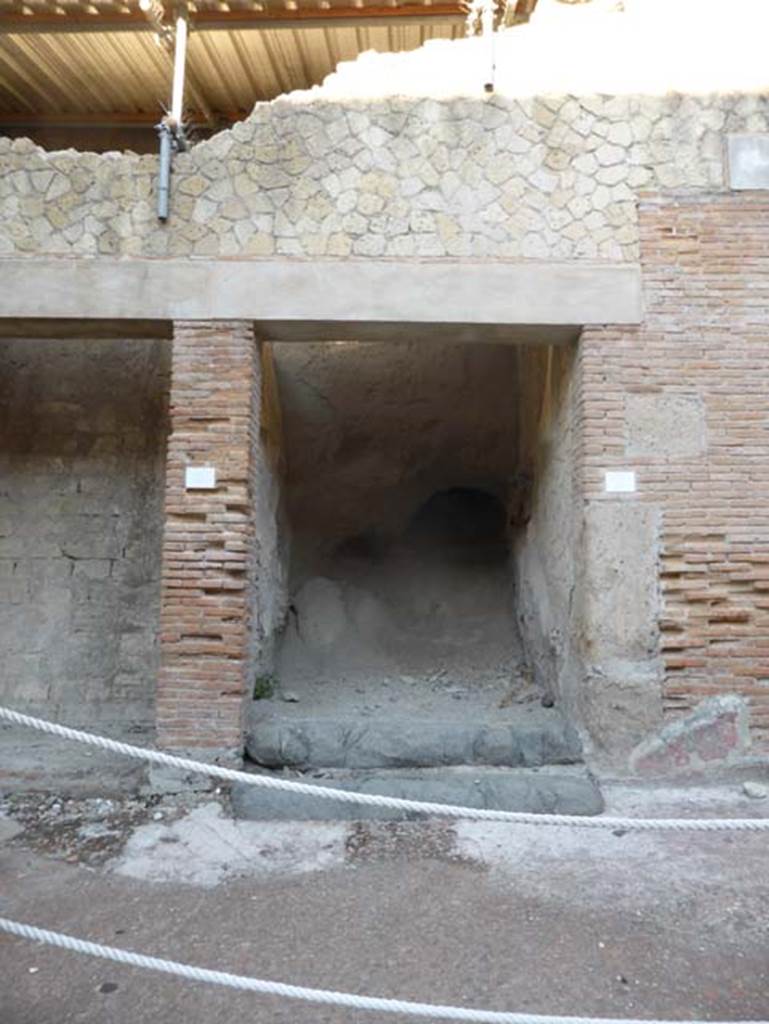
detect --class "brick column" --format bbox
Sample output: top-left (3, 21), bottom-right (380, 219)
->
top-left (157, 321), bottom-right (259, 753)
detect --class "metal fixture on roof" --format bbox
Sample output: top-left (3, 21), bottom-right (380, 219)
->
top-left (139, 0), bottom-right (169, 41)
top-left (463, 0), bottom-right (502, 92)
top-left (142, 0), bottom-right (189, 220)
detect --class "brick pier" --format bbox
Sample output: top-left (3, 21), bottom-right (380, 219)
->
top-left (156, 320), bottom-right (260, 752)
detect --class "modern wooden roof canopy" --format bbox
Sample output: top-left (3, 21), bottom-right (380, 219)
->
top-left (0, 0), bottom-right (539, 134)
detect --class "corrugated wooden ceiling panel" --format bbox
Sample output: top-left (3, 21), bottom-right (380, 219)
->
top-left (0, 19), bottom-right (463, 122)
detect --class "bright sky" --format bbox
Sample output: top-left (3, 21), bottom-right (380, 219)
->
top-left (293, 0), bottom-right (769, 102)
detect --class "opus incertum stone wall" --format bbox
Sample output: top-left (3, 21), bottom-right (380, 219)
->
top-left (1, 91), bottom-right (768, 263)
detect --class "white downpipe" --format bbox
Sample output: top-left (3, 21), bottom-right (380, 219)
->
top-left (157, 8), bottom-right (188, 220)
top-left (171, 10), bottom-right (188, 125)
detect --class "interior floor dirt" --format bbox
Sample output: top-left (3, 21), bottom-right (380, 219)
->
top-left (265, 664), bottom-right (540, 721)
top-left (274, 558), bottom-right (536, 721)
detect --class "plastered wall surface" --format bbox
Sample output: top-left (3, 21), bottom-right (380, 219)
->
top-left (515, 347), bottom-right (582, 717)
top-left (0, 338), bottom-right (169, 730)
top-left (248, 344), bottom-right (288, 684)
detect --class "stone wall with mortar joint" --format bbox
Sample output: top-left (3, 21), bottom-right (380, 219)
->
top-left (581, 193), bottom-right (769, 752)
top-left (0, 337), bottom-right (168, 731)
top-left (1, 92), bottom-right (768, 262)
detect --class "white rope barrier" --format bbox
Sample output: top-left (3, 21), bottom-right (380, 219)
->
top-left (2, 706), bottom-right (769, 832)
top-left (1, 917), bottom-right (765, 1024)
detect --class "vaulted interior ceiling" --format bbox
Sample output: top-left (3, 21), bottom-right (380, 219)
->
top-left (0, 0), bottom-right (539, 149)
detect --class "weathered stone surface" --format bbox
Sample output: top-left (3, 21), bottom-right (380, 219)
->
top-left (231, 765), bottom-right (603, 821)
top-left (629, 696), bottom-right (750, 776)
top-left (246, 705), bottom-right (583, 769)
top-left (1, 90), bottom-right (767, 264)
top-left (515, 346), bottom-right (580, 722)
top-left (0, 337), bottom-right (169, 731)
top-left (625, 393), bottom-right (707, 458)
top-left (575, 502), bottom-right (664, 760)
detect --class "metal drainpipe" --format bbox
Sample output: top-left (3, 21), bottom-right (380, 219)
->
top-left (482, 0), bottom-right (496, 93)
top-left (156, 119), bottom-right (173, 222)
top-left (156, 7), bottom-right (189, 222)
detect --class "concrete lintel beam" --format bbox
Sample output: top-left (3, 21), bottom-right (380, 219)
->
top-left (0, 258), bottom-right (642, 331)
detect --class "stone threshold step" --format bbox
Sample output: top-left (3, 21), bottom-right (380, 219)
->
top-left (246, 704), bottom-right (583, 770)
top-left (231, 765), bottom-right (603, 821)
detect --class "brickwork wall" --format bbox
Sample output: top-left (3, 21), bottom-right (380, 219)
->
top-left (580, 194), bottom-right (769, 747)
top-left (157, 321), bottom-right (260, 751)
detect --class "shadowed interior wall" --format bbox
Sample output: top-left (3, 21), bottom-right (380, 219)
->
top-left (249, 342), bottom-right (289, 683)
top-left (274, 340), bottom-right (524, 575)
top-left (0, 337), bottom-right (169, 731)
top-left (271, 340), bottom-right (538, 708)
top-left (515, 344), bottom-right (581, 717)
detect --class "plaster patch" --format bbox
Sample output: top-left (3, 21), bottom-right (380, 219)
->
top-left (577, 502), bottom-right (663, 757)
top-left (112, 802), bottom-right (346, 888)
top-left (629, 695), bottom-right (750, 776)
top-left (580, 502), bottom-right (661, 661)
top-left (452, 789), bottom-right (769, 916)
top-left (452, 819), bottom-right (715, 914)
top-left (625, 393), bottom-right (706, 458)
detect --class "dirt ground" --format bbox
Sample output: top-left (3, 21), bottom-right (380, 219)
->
top-left (1, 784), bottom-right (769, 1024)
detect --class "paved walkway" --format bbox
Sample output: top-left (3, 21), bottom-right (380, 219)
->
top-left (1, 788), bottom-right (769, 1024)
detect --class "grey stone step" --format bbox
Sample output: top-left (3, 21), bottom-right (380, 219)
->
top-left (246, 703), bottom-right (583, 770)
top-left (231, 765), bottom-right (603, 821)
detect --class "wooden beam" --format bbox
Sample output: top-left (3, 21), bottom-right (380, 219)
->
top-left (0, 5), bottom-right (465, 32)
top-left (0, 110), bottom-right (238, 128)
top-left (0, 318), bottom-right (172, 340)
top-left (511, 0), bottom-right (538, 23)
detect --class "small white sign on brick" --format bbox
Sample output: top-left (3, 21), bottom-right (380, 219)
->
top-left (604, 470), bottom-right (636, 494)
top-left (185, 466), bottom-right (217, 490)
